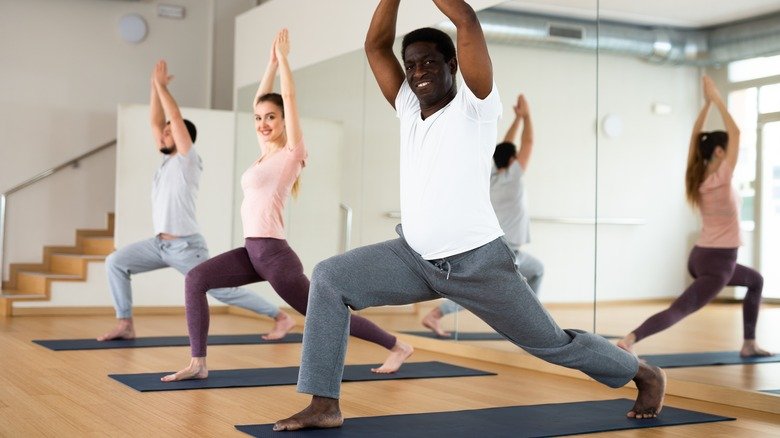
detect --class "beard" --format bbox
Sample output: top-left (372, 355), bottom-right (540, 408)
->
top-left (159, 145), bottom-right (176, 155)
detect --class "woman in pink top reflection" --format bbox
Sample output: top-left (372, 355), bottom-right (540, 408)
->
top-left (162, 30), bottom-right (412, 382)
top-left (619, 76), bottom-right (771, 358)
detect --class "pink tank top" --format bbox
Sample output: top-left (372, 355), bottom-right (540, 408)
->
top-left (696, 162), bottom-right (742, 248)
top-left (240, 141), bottom-right (307, 239)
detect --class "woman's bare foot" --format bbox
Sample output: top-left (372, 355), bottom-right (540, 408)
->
top-left (263, 311), bottom-right (296, 340)
top-left (97, 318), bottom-right (135, 341)
top-left (617, 333), bottom-right (637, 355)
top-left (740, 340), bottom-right (773, 357)
top-left (421, 308), bottom-right (450, 337)
top-left (371, 340), bottom-right (414, 373)
top-left (161, 357), bottom-right (208, 382)
top-left (273, 396), bottom-right (343, 431)
top-left (628, 361), bottom-right (666, 419)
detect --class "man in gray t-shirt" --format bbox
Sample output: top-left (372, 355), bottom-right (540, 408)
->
top-left (422, 94), bottom-right (544, 337)
top-left (97, 61), bottom-right (294, 342)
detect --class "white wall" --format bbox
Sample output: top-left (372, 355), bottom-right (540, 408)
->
top-left (114, 104), bottom-right (236, 307)
top-left (0, 0), bottom-right (251, 279)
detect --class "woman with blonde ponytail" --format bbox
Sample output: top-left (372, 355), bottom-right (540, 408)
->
top-left (619, 75), bottom-right (771, 358)
top-left (163, 30), bottom-right (412, 382)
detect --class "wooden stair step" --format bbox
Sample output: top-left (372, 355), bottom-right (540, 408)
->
top-left (50, 253), bottom-right (106, 275)
top-left (0, 291), bottom-right (48, 300)
top-left (80, 237), bottom-right (115, 255)
top-left (17, 271), bottom-right (82, 294)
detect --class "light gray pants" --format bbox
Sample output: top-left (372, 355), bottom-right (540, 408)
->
top-left (439, 248), bottom-right (543, 315)
top-left (297, 225), bottom-right (638, 399)
top-left (106, 234), bottom-right (279, 319)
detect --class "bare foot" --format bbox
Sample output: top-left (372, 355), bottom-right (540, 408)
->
top-left (628, 361), bottom-right (666, 419)
top-left (263, 311), bottom-right (296, 340)
top-left (161, 357), bottom-right (208, 382)
top-left (371, 340), bottom-right (414, 373)
top-left (273, 396), bottom-right (343, 431)
top-left (97, 318), bottom-right (135, 341)
top-left (740, 340), bottom-right (773, 357)
top-left (617, 332), bottom-right (637, 355)
top-left (422, 308), bottom-right (450, 337)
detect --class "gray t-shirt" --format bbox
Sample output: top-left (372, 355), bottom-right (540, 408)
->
top-left (151, 148), bottom-right (202, 236)
top-left (490, 160), bottom-right (529, 251)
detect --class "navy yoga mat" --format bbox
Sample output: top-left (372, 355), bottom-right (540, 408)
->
top-left (33, 333), bottom-right (303, 351)
top-left (235, 398), bottom-right (733, 437)
top-left (109, 361), bottom-right (495, 392)
top-left (640, 351), bottom-right (780, 368)
top-left (401, 331), bottom-right (620, 341)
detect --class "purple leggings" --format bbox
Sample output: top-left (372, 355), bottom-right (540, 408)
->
top-left (184, 238), bottom-right (397, 357)
top-left (632, 246), bottom-right (763, 343)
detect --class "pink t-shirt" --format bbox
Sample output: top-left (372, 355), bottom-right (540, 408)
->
top-left (696, 162), bottom-right (742, 248)
top-left (240, 141), bottom-right (307, 239)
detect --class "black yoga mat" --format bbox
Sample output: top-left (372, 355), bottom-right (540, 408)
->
top-left (235, 398), bottom-right (733, 437)
top-left (109, 361), bottom-right (495, 392)
top-left (760, 389), bottom-right (780, 395)
top-left (640, 351), bottom-right (780, 368)
top-left (33, 333), bottom-right (303, 351)
top-left (401, 331), bottom-right (620, 341)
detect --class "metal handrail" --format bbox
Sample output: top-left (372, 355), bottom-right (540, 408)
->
top-left (0, 139), bottom-right (116, 285)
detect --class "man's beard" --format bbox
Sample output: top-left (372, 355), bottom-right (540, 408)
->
top-left (159, 146), bottom-right (176, 155)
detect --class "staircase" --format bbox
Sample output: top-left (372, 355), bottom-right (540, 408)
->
top-left (1, 213), bottom-right (114, 316)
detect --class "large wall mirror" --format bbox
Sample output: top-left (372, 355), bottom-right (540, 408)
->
top-left (594, 1), bottom-right (780, 393)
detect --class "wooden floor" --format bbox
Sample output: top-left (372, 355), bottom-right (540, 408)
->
top-left (1, 311), bottom-right (779, 436)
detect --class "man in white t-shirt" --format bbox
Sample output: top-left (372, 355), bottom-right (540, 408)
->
top-left (422, 94), bottom-right (546, 337)
top-left (274, 0), bottom-right (665, 431)
top-left (97, 61), bottom-right (294, 342)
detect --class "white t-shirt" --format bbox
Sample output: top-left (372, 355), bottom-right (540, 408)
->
top-left (490, 160), bottom-right (529, 251)
top-left (151, 148), bottom-right (202, 236)
top-left (396, 81), bottom-right (504, 260)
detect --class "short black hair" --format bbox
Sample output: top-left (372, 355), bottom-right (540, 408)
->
top-left (183, 119), bottom-right (197, 143)
top-left (493, 142), bottom-right (516, 169)
top-left (167, 119), bottom-right (197, 143)
top-left (698, 130), bottom-right (728, 160)
top-left (401, 27), bottom-right (456, 62)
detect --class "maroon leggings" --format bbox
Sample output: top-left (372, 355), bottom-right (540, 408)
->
top-left (632, 246), bottom-right (763, 343)
top-left (184, 238), bottom-right (397, 357)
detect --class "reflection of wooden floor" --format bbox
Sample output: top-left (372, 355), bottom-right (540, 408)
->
top-left (359, 300), bottom-right (780, 393)
top-left (1, 313), bottom-right (779, 436)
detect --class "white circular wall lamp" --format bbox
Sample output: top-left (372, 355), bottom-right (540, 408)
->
top-left (118, 13), bottom-right (148, 44)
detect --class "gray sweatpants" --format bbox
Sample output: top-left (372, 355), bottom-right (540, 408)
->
top-left (297, 225), bottom-right (638, 399)
top-left (439, 248), bottom-right (544, 315)
top-left (106, 234), bottom-right (279, 319)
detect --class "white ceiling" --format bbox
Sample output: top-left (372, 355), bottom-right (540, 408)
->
top-left (497, 0), bottom-right (780, 28)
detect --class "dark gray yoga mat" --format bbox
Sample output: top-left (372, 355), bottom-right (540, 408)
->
top-left (109, 361), bottom-right (495, 392)
top-left (235, 398), bottom-right (733, 437)
top-left (401, 331), bottom-right (620, 341)
top-left (640, 351), bottom-right (779, 368)
top-left (760, 389), bottom-right (780, 395)
top-left (33, 333), bottom-right (303, 351)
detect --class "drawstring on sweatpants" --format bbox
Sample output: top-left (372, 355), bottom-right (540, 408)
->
top-left (433, 259), bottom-right (452, 280)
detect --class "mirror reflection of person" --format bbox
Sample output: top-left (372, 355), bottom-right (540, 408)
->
top-left (274, 1), bottom-right (665, 431)
top-left (97, 60), bottom-right (293, 343)
top-left (619, 76), bottom-right (771, 358)
top-left (161, 30), bottom-right (412, 382)
top-left (421, 93), bottom-right (544, 337)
